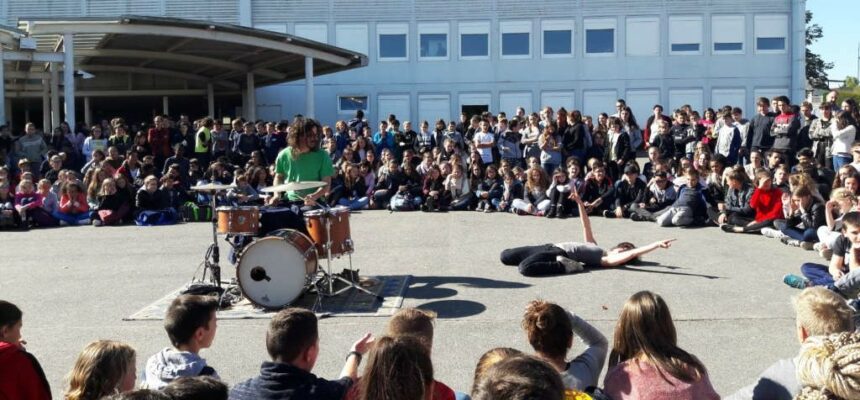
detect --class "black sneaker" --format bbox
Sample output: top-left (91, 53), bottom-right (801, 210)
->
top-left (720, 224), bottom-right (734, 233)
top-left (630, 213), bottom-right (644, 222)
top-left (602, 210), bottom-right (615, 218)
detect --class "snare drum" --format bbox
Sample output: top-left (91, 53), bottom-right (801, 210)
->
top-left (305, 206), bottom-right (353, 257)
top-left (216, 206), bottom-right (260, 235)
top-left (236, 229), bottom-right (318, 309)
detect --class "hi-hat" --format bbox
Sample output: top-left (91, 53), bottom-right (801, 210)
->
top-left (260, 181), bottom-right (327, 193)
top-left (190, 183), bottom-right (236, 192)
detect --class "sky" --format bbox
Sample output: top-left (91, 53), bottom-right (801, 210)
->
top-left (807, 0), bottom-right (860, 83)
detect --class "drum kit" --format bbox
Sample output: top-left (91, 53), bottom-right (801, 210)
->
top-left (189, 181), bottom-right (380, 311)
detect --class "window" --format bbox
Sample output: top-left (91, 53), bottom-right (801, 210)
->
top-left (626, 16), bottom-right (659, 56)
top-left (584, 18), bottom-right (616, 56)
top-left (378, 94), bottom-right (410, 122)
top-left (418, 22), bottom-right (448, 60)
top-left (458, 93), bottom-right (491, 115)
top-left (500, 20), bottom-right (531, 58)
top-left (377, 23), bottom-right (408, 61)
top-left (295, 23), bottom-right (328, 44)
top-left (335, 24), bottom-right (368, 55)
top-left (711, 15), bottom-right (744, 54)
top-left (418, 94), bottom-right (451, 125)
top-left (669, 15), bottom-right (702, 54)
top-left (755, 15), bottom-right (787, 53)
top-left (459, 21), bottom-right (490, 59)
top-left (541, 19), bottom-right (574, 57)
top-left (338, 96), bottom-right (368, 114)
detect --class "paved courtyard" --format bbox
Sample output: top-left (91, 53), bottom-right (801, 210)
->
top-left (1, 210), bottom-right (815, 396)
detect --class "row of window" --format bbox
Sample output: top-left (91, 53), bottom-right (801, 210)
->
top-left (334, 87), bottom-right (790, 124)
top-left (258, 14), bottom-right (789, 61)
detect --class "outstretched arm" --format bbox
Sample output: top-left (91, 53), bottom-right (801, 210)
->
top-left (569, 188), bottom-right (596, 245)
top-left (601, 239), bottom-right (675, 267)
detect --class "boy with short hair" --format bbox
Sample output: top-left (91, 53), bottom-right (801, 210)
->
top-left (386, 308), bottom-right (456, 400)
top-left (784, 211), bottom-right (860, 289)
top-left (143, 294), bottom-right (220, 389)
top-left (0, 300), bottom-right (52, 400)
top-left (727, 287), bottom-right (854, 400)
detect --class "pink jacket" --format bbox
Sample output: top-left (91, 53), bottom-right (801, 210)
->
top-left (604, 359), bottom-right (720, 400)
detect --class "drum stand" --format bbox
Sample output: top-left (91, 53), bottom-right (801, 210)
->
top-left (316, 207), bottom-right (381, 300)
top-left (199, 193), bottom-right (222, 288)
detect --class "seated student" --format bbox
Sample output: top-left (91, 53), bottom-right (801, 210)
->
top-left (421, 165), bottom-right (448, 212)
top-left (580, 162), bottom-right (614, 215)
top-left (604, 291), bottom-right (719, 400)
top-left (0, 182), bottom-right (19, 229)
top-left (727, 287), bottom-right (854, 400)
top-left (793, 332), bottom-right (860, 400)
top-left (510, 166), bottom-right (550, 216)
top-left (443, 163), bottom-right (473, 211)
top-left (521, 300), bottom-right (607, 391)
top-left (465, 347), bottom-right (523, 398)
top-left (351, 336), bottom-right (434, 400)
top-left (722, 169), bottom-right (785, 234)
top-left (494, 171), bottom-right (523, 213)
top-left (0, 301), bottom-right (51, 400)
top-left (471, 355), bottom-right (565, 400)
top-left (784, 211), bottom-right (860, 289)
top-left (630, 171), bottom-right (677, 222)
top-left (164, 376), bottom-right (228, 400)
top-left (544, 166), bottom-right (572, 218)
top-left (815, 188), bottom-right (856, 260)
top-left (229, 307), bottom-right (374, 400)
top-left (65, 340), bottom-right (137, 400)
top-left (54, 180), bottom-right (91, 225)
top-left (648, 167), bottom-right (711, 227)
top-left (226, 174), bottom-right (260, 206)
top-left (383, 308), bottom-right (456, 400)
top-left (135, 175), bottom-right (178, 226)
top-left (103, 389), bottom-right (171, 400)
top-left (13, 179), bottom-right (42, 229)
top-left (143, 295), bottom-right (220, 389)
top-left (32, 179), bottom-right (59, 227)
top-left (709, 168), bottom-right (754, 227)
top-left (372, 160), bottom-right (404, 209)
top-left (500, 188), bottom-right (675, 277)
top-left (475, 164), bottom-right (502, 213)
top-left (772, 186), bottom-right (826, 249)
top-left (604, 163), bottom-right (646, 219)
top-left (94, 178), bottom-right (132, 226)
top-left (337, 163), bottom-right (369, 210)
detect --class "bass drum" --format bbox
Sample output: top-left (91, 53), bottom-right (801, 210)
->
top-left (236, 229), bottom-right (318, 309)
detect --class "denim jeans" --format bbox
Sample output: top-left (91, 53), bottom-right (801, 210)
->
top-left (833, 155), bottom-right (852, 171)
top-left (801, 262), bottom-right (838, 287)
top-left (338, 197), bottom-right (369, 210)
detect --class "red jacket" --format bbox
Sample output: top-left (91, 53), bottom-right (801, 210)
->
top-left (750, 187), bottom-right (784, 222)
top-left (0, 341), bottom-right (52, 400)
top-left (345, 380), bottom-right (455, 400)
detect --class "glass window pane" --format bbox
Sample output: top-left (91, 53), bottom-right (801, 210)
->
top-left (461, 33), bottom-right (489, 57)
top-left (502, 32), bottom-right (529, 55)
top-left (757, 37), bottom-right (785, 50)
top-left (671, 43), bottom-right (700, 52)
top-left (340, 96), bottom-right (368, 111)
top-left (543, 30), bottom-right (571, 54)
top-left (714, 42), bottom-right (742, 51)
top-left (420, 33), bottom-right (447, 58)
top-left (379, 34), bottom-right (407, 58)
top-left (586, 29), bottom-right (614, 53)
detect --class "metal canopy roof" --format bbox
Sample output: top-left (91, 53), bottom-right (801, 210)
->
top-left (3, 15), bottom-right (368, 93)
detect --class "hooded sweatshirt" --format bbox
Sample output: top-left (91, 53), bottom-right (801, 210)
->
top-left (0, 341), bottom-right (52, 400)
top-left (142, 347), bottom-right (219, 389)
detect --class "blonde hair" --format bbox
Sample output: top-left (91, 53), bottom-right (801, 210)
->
top-left (829, 187), bottom-right (856, 204)
top-left (65, 340), bottom-right (136, 400)
top-left (796, 332), bottom-right (860, 400)
top-left (471, 347), bottom-right (522, 394)
top-left (793, 287), bottom-right (855, 337)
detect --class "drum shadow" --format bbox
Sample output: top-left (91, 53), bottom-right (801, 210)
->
top-left (415, 300), bottom-right (487, 319)
top-left (407, 276), bottom-right (531, 300)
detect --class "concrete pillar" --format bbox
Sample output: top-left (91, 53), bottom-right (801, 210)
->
top-left (238, 0), bottom-right (252, 27)
top-left (305, 56), bottom-right (314, 118)
top-left (0, 46), bottom-right (6, 127)
top-left (42, 79), bottom-right (50, 132)
top-left (162, 96), bottom-right (169, 116)
top-left (50, 64), bottom-right (60, 131)
top-left (790, 0), bottom-right (807, 102)
top-left (245, 72), bottom-right (256, 121)
top-left (63, 33), bottom-right (76, 130)
top-left (207, 83), bottom-right (215, 117)
top-left (83, 96), bottom-right (92, 126)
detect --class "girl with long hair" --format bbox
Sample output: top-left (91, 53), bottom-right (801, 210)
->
top-left (604, 291), bottom-right (719, 400)
top-left (356, 336), bottom-right (433, 400)
top-left (65, 340), bottom-right (136, 400)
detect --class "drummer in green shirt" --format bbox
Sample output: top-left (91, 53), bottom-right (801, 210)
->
top-left (269, 117), bottom-right (334, 210)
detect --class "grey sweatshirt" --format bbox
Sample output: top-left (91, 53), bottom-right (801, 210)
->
top-left (142, 347), bottom-right (219, 390)
top-left (562, 311), bottom-right (609, 391)
top-left (726, 357), bottom-right (799, 400)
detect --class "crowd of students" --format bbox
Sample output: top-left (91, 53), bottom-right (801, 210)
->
top-left (2, 287), bottom-right (859, 400)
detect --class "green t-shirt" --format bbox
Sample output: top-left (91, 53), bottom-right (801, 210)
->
top-left (274, 147), bottom-right (334, 201)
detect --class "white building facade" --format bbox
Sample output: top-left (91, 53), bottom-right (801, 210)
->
top-left (4, 0), bottom-right (807, 124)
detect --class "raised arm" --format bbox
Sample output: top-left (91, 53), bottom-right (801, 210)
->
top-left (569, 187), bottom-right (597, 245)
top-left (601, 239), bottom-right (675, 267)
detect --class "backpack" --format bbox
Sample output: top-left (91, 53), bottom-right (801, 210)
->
top-left (180, 201), bottom-right (212, 222)
top-left (389, 192), bottom-right (415, 211)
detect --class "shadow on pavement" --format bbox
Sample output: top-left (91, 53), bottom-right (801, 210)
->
top-left (416, 299), bottom-right (487, 318)
top-left (406, 275), bottom-right (532, 300)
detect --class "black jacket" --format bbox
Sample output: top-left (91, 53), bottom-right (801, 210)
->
top-left (135, 188), bottom-right (168, 212)
top-left (785, 198), bottom-right (826, 230)
top-left (229, 362), bottom-right (351, 400)
top-left (613, 178), bottom-right (648, 209)
top-left (605, 131), bottom-right (633, 164)
top-left (749, 112), bottom-right (775, 150)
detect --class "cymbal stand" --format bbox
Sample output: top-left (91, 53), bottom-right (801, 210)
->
top-left (199, 190), bottom-right (222, 288)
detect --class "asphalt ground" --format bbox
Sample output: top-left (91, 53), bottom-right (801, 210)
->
top-left (1, 209), bottom-right (815, 397)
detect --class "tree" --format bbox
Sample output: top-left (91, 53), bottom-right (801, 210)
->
top-left (806, 11), bottom-right (834, 90)
top-left (845, 76), bottom-right (859, 89)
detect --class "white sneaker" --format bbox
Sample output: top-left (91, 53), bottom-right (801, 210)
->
top-left (556, 255), bottom-right (584, 274)
top-left (92, 219), bottom-right (103, 227)
top-left (761, 227), bottom-right (786, 239)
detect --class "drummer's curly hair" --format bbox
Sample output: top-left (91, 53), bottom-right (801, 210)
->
top-left (287, 117), bottom-right (322, 159)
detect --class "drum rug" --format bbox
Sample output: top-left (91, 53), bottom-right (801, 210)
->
top-left (125, 275), bottom-right (411, 320)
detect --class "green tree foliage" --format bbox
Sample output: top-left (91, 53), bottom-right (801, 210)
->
top-left (806, 11), bottom-right (833, 90)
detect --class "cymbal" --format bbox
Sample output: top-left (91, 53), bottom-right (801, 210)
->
top-left (190, 183), bottom-right (236, 192)
top-left (260, 181), bottom-right (327, 193)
